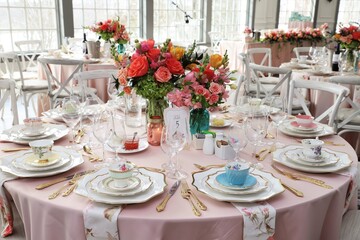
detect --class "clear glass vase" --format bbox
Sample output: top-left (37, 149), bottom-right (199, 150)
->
top-left (146, 98), bottom-right (168, 146)
top-left (340, 49), bottom-right (357, 72)
top-left (189, 108), bottom-right (210, 135)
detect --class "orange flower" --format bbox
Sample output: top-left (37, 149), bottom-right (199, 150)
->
top-left (117, 68), bottom-right (128, 86)
top-left (147, 48), bottom-right (161, 62)
top-left (154, 66), bottom-right (171, 83)
top-left (165, 58), bottom-right (184, 75)
top-left (170, 46), bottom-right (185, 60)
top-left (127, 56), bottom-right (149, 77)
top-left (123, 86), bottom-right (132, 95)
top-left (209, 54), bottom-right (223, 69)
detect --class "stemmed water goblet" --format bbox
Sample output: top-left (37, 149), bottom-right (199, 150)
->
top-left (160, 124), bottom-right (188, 179)
top-left (245, 110), bottom-right (268, 157)
top-left (93, 109), bottom-right (113, 166)
top-left (61, 96), bottom-right (82, 148)
top-left (227, 123), bottom-right (248, 162)
top-left (83, 96), bottom-right (103, 148)
top-left (105, 113), bottom-right (127, 163)
top-left (269, 96), bottom-right (288, 148)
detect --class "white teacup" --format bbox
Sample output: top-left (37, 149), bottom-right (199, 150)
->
top-left (23, 117), bottom-right (44, 136)
top-left (108, 162), bottom-right (139, 188)
top-left (249, 98), bottom-right (262, 110)
top-left (301, 139), bottom-right (324, 159)
top-left (29, 139), bottom-right (54, 160)
top-left (299, 56), bottom-right (307, 63)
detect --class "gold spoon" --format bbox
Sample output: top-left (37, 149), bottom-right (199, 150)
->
top-left (83, 145), bottom-right (101, 161)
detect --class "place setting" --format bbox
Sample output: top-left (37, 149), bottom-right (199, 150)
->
top-left (272, 138), bottom-right (352, 173)
top-left (75, 161), bottom-right (167, 204)
top-left (0, 139), bottom-right (84, 177)
top-left (192, 160), bottom-right (284, 203)
top-left (0, 117), bottom-right (69, 145)
top-left (279, 114), bottom-right (335, 138)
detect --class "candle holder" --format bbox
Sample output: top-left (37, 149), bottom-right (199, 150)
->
top-left (147, 117), bottom-right (163, 146)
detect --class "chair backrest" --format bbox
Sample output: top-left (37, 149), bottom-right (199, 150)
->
top-left (208, 31), bottom-right (222, 53)
top-left (293, 47), bottom-right (310, 59)
top-left (288, 79), bottom-right (349, 127)
top-left (15, 40), bottom-right (43, 71)
top-left (74, 69), bottom-right (119, 103)
top-left (247, 48), bottom-right (272, 67)
top-left (238, 53), bottom-right (251, 95)
top-left (249, 63), bottom-right (292, 99)
top-left (0, 79), bottom-right (19, 125)
top-left (0, 52), bottom-right (26, 85)
top-left (329, 75), bottom-right (360, 133)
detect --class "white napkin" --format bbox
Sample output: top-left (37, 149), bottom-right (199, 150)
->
top-left (83, 202), bottom-right (122, 240)
top-left (232, 201), bottom-right (276, 240)
top-left (0, 171), bottom-right (17, 237)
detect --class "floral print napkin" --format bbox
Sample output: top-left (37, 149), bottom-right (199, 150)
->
top-left (232, 201), bottom-right (276, 240)
top-left (337, 166), bottom-right (358, 210)
top-left (0, 171), bottom-right (17, 237)
top-left (83, 202), bottom-right (122, 240)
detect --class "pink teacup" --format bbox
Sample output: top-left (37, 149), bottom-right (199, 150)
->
top-left (295, 115), bottom-right (314, 128)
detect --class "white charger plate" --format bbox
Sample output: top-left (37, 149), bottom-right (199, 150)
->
top-left (89, 172), bottom-right (153, 197)
top-left (105, 138), bottom-right (149, 154)
top-left (279, 121), bottom-right (334, 138)
top-left (0, 146), bottom-right (83, 177)
top-left (75, 168), bottom-right (167, 204)
top-left (0, 124), bottom-right (69, 145)
top-left (272, 145), bottom-right (352, 173)
top-left (192, 168), bottom-right (284, 202)
top-left (11, 150), bottom-right (71, 171)
top-left (206, 170), bottom-right (268, 195)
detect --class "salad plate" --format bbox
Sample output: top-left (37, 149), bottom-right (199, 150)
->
top-left (0, 124), bottom-right (69, 145)
top-left (192, 167), bottom-right (283, 202)
top-left (0, 146), bottom-right (83, 177)
top-left (102, 176), bottom-right (140, 192)
top-left (284, 148), bottom-right (339, 167)
top-left (89, 172), bottom-right (153, 197)
top-left (75, 167), bottom-right (167, 204)
top-left (279, 121), bottom-right (334, 138)
top-left (273, 145), bottom-right (352, 173)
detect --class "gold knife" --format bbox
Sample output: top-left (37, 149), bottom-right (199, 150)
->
top-left (2, 147), bottom-right (31, 152)
top-left (156, 181), bottom-right (180, 212)
top-left (35, 170), bottom-right (93, 190)
top-left (181, 181), bottom-right (207, 211)
top-left (281, 182), bottom-right (304, 197)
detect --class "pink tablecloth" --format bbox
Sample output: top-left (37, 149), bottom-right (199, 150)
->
top-left (2, 122), bottom-right (358, 240)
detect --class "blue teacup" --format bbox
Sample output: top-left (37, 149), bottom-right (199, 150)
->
top-left (225, 162), bottom-right (250, 185)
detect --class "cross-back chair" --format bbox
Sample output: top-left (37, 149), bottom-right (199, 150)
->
top-left (0, 79), bottom-right (19, 125)
top-left (14, 40), bottom-right (43, 72)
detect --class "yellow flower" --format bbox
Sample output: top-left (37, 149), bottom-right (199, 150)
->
top-left (209, 54), bottom-right (223, 68)
top-left (170, 46), bottom-right (185, 60)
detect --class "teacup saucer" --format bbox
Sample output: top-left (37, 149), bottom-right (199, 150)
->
top-left (20, 127), bottom-right (47, 137)
top-left (25, 152), bottom-right (61, 167)
top-left (284, 148), bottom-right (340, 167)
top-left (215, 173), bottom-right (257, 190)
top-left (102, 176), bottom-right (141, 192)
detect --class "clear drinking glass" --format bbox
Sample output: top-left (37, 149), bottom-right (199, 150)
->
top-left (83, 97), bottom-right (103, 148)
top-left (245, 110), bottom-right (268, 157)
top-left (269, 96), bottom-right (287, 148)
top-left (105, 114), bottom-right (127, 162)
top-left (227, 123), bottom-right (248, 162)
top-left (93, 110), bottom-right (113, 165)
top-left (61, 96), bottom-right (82, 148)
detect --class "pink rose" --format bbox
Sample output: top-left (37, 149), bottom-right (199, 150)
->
top-left (208, 94), bottom-right (219, 105)
top-left (209, 82), bottom-right (222, 94)
top-left (117, 68), bottom-right (128, 86)
top-left (154, 66), bottom-right (171, 83)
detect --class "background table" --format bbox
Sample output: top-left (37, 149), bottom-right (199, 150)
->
top-left (2, 117), bottom-right (358, 240)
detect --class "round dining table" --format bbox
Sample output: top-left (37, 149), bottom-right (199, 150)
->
top-left (1, 113), bottom-right (358, 240)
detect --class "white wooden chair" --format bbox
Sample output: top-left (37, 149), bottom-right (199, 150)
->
top-left (293, 47), bottom-right (310, 59)
top-left (0, 52), bottom-right (48, 118)
top-left (0, 79), bottom-right (19, 125)
top-left (247, 48), bottom-right (272, 67)
top-left (74, 70), bottom-right (119, 103)
top-left (14, 40), bottom-right (43, 73)
top-left (329, 75), bottom-right (360, 135)
top-left (288, 79), bottom-right (349, 128)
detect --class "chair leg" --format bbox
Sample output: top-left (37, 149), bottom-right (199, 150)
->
top-left (23, 93), bottom-right (29, 118)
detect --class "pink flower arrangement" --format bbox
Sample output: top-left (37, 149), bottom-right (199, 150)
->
top-left (167, 52), bottom-right (233, 109)
top-left (88, 17), bottom-right (130, 44)
top-left (244, 27), bottom-right (252, 35)
top-left (262, 27), bottom-right (325, 44)
top-left (333, 23), bottom-right (360, 50)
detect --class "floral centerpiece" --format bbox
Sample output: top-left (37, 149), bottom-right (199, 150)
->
top-left (167, 51), bottom-right (234, 134)
top-left (333, 23), bottom-right (360, 71)
top-left (87, 17), bottom-right (130, 57)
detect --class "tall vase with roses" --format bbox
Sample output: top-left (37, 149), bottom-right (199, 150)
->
top-left (115, 39), bottom-right (186, 145)
top-left (167, 51), bottom-right (233, 134)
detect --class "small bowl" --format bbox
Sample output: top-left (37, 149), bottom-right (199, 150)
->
top-left (29, 139), bottom-right (54, 160)
top-left (295, 114), bottom-right (314, 128)
top-left (124, 135), bottom-right (139, 151)
top-left (225, 162), bottom-right (250, 185)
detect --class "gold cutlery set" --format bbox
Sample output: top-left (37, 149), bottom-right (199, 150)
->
top-left (255, 145), bottom-right (276, 161)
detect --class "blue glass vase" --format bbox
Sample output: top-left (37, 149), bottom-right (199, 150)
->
top-left (117, 43), bottom-right (125, 54)
top-left (189, 108), bottom-right (210, 135)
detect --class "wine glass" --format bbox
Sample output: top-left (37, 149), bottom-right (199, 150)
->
top-left (105, 113), bottom-right (127, 162)
top-left (269, 96), bottom-right (287, 148)
top-left (83, 97), bottom-right (103, 148)
top-left (227, 124), bottom-right (248, 162)
top-left (160, 124), bottom-right (188, 179)
top-left (245, 110), bottom-right (268, 157)
top-left (61, 96), bottom-right (82, 148)
top-left (93, 110), bottom-right (113, 165)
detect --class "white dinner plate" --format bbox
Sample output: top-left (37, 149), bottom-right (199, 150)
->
top-left (105, 138), bottom-right (149, 154)
top-left (284, 147), bottom-right (339, 167)
top-left (272, 145), bottom-right (352, 173)
top-left (192, 168), bottom-right (284, 202)
top-left (75, 168), bottom-right (167, 204)
top-left (287, 121), bottom-right (323, 133)
top-left (0, 124), bottom-right (69, 145)
top-left (0, 146), bottom-right (83, 177)
top-left (89, 172), bottom-right (153, 196)
top-left (279, 121), bottom-right (335, 138)
top-left (206, 170), bottom-right (268, 195)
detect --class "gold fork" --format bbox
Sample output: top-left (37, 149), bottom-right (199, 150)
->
top-left (193, 163), bottom-right (225, 171)
top-left (48, 173), bottom-right (82, 199)
top-left (180, 183), bottom-right (201, 216)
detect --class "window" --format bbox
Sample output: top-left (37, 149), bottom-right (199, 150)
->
top-left (72, 0), bottom-right (141, 40)
top-left (278, 0), bottom-right (316, 30)
top-left (337, 0), bottom-right (360, 26)
top-left (0, 0), bottom-right (58, 51)
top-left (153, 0), bottom-right (203, 45)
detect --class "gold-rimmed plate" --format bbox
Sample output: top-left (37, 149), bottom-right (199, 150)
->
top-left (284, 148), bottom-right (340, 167)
